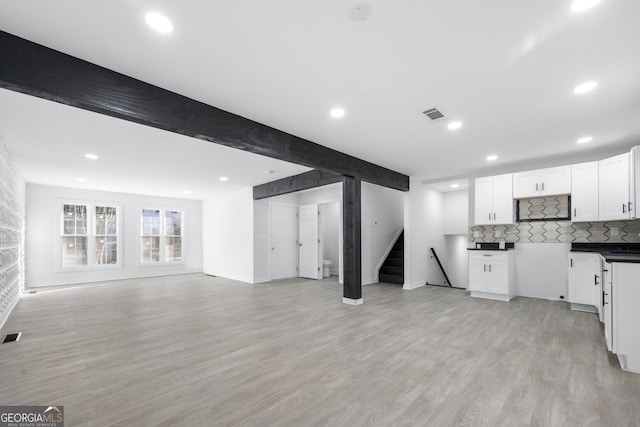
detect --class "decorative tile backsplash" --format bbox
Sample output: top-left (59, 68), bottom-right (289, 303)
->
top-left (469, 221), bottom-right (640, 244)
top-left (471, 196), bottom-right (640, 244)
top-left (518, 196), bottom-right (570, 221)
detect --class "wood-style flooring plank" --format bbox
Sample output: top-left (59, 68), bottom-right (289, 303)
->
top-left (1, 274), bottom-right (639, 426)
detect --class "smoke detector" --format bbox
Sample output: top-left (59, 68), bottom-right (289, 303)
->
top-left (350, 4), bottom-right (372, 22)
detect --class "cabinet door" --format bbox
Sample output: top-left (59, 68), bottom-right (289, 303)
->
top-left (599, 153), bottom-right (630, 221)
top-left (603, 263), bottom-right (613, 352)
top-left (512, 171), bottom-right (539, 198)
top-left (571, 162), bottom-right (599, 222)
top-left (468, 256), bottom-right (488, 291)
top-left (487, 259), bottom-right (509, 294)
top-left (540, 166), bottom-right (571, 196)
top-left (492, 174), bottom-right (514, 224)
top-left (474, 177), bottom-right (493, 225)
top-left (568, 254), bottom-right (599, 306)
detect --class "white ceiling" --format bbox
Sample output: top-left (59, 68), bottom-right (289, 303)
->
top-left (1, 0), bottom-right (639, 199)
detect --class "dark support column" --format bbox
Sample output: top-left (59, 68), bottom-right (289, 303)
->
top-left (342, 175), bottom-right (362, 304)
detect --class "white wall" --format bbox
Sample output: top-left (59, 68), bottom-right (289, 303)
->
top-left (203, 187), bottom-right (254, 283)
top-left (25, 184), bottom-right (202, 287)
top-left (0, 139), bottom-right (25, 328)
top-left (444, 235), bottom-right (469, 289)
top-left (515, 243), bottom-right (570, 300)
top-left (404, 179), bottom-right (448, 289)
top-left (444, 190), bottom-right (469, 235)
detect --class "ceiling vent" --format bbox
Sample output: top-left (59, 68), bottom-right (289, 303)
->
top-left (422, 108), bottom-right (445, 120)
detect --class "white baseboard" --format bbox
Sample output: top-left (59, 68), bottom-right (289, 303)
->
top-left (402, 281), bottom-right (425, 290)
top-left (342, 297), bottom-right (363, 305)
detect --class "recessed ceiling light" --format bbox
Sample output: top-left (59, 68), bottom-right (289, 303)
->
top-left (85, 153), bottom-right (98, 160)
top-left (571, 0), bottom-right (602, 12)
top-left (183, 190), bottom-right (191, 195)
top-left (447, 121), bottom-right (463, 130)
top-left (219, 176), bottom-right (229, 182)
top-left (486, 155), bottom-right (498, 161)
top-left (77, 178), bottom-right (86, 182)
top-left (574, 81), bottom-right (598, 94)
top-left (145, 12), bottom-right (173, 33)
top-left (330, 108), bottom-right (345, 118)
top-left (577, 136), bottom-right (593, 144)
top-left (451, 183), bottom-right (460, 188)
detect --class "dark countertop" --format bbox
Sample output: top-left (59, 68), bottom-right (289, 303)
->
top-left (570, 243), bottom-right (640, 263)
top-left (467, 242), bottom-right (515, 251)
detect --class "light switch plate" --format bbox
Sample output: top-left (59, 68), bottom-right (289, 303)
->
top-left (611, 227), bottom-right (619, 236)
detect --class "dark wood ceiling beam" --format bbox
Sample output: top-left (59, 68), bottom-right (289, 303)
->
top-left (0, 30), bottom-right (409, 192)
top-left (253, 169), bottom-right (342, 200)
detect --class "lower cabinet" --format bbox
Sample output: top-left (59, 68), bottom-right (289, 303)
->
top-left (612, 262), bottom-right (640, 373)
top-left (468, 251), bottom-right (515, 301)
top-left (567, 252), bottom-right (601, 312)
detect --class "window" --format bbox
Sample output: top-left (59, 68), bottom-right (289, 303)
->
top-left (62, 204), bottom-right (88, 267)
top-left (95, 206), bottom-right (118, 265)
top-left (140, 209), bottom-right (183, 263)
top-left (165, 210), bottom-right (183, 262)
top-left (61, 203), bottom-right (119, 269)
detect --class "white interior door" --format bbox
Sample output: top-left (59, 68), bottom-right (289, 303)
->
top-left (299, 204), bottom-right (320, 279)
top-left (270, 204), bottom-right (298, 280)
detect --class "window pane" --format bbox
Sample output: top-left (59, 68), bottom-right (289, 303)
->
top-left (140, 236), bottom-right (160, 263)
top-left (165, 211), bottom-right (182, 236)
top-left (63, 204), bottom-right (88, 235)
top-left (165, 237), bottom-right (182, 262)
top-left (63, 220), bottom-right (75, 235)
top-left (96, 206), bottom-right (118, 235)
top-left (141, 209), bottom-right (160, 236)
top-left (95, 236), bottom-right (118, 265)
top-left (61, 236), bottom-right (88, 267)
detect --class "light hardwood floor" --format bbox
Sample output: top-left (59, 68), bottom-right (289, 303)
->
top-left (1, 274), bottom-right (639, 426)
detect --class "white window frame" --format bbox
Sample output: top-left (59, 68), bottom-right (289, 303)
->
top-left (138, 208), bottom-right (185, 266)
top-left (57, 201), bottom-right (122, 272)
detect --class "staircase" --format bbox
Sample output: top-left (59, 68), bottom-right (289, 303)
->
top-left (378, 231), bottom-right (404, 285)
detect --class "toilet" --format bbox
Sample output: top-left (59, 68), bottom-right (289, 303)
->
top-left (322, 260), bottom-right (332, 278)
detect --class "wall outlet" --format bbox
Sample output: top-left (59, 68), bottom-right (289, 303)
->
top-left (611, 227), bottom-right (619, 236)
top-left (473, 230), bottom-right (479, 238)
top-left (495, 230), bottom-right (501, 238)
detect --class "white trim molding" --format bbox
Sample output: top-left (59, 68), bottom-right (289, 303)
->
top-left (342, 297), bottom-right (364, 305)
top-left (403, 281), bottom-right (426, 290)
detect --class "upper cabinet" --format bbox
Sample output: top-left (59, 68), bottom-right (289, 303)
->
top-left (598, 153), bottom-right (631, 221)
top-left (571, 161), bottom-right (599, 222)
top-left (513, 166), bottom-right (571, 199)
top-left (474, 174), bottom-right (514, 225)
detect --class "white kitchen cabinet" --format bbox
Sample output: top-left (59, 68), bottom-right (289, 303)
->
top-left (631, 145), bottom-right (640, 219)
top-left (468, 251), bottom-right (515, 301)
top-left (474, 174), bottom-right (514, 225)
top-left (603, 261), bottom-right (612, 352)
top-left (513, 166), bottom-right (571, 198)
top-left (612, 262), bottom-right (640, 373)
top-left (571, 162), bottom-right (599, 222)
top-left (598, 153), bottom-right (631, 221)
top-left (567, 252), bottom-right (601, 312)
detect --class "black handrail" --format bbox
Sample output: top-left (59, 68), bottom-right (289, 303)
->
top-left (430, 247), bottom-right (452, 288)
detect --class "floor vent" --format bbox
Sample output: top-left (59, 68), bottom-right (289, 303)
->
top-left (2, 332), bottom-right (22, 344)
top-left (422, 107), bottom-right (445, 120)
